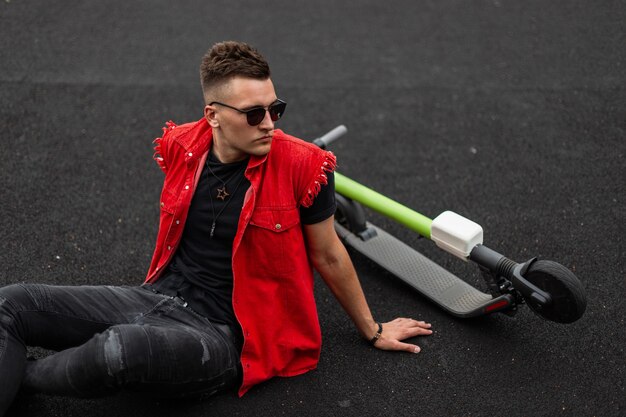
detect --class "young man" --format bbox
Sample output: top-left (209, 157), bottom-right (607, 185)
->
top-left (0, 41), bottom-right (432, 414)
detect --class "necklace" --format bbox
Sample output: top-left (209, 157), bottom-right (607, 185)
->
top-left (206, 161), bottom-right (248, 238)
top-left (205, 160), bottom-right (232, 200)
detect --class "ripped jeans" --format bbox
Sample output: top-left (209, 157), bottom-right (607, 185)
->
top-left (0, 284), bottom-right (241, 415)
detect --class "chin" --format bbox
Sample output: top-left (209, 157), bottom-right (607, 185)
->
top-left (251, 142), bottom-right (272, 156)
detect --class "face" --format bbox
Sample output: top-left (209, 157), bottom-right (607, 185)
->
top-left (204, 77), bottom-right (279, 163)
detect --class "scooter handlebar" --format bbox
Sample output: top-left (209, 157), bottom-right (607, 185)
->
top-left (313, 125), bottom-right (348, 149)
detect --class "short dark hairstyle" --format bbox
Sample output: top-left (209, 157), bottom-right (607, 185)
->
top-left (200, 41), bottom-right (271, 103)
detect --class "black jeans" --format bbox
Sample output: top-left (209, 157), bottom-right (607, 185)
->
top-left (0, 283), bottom-right (241, 416)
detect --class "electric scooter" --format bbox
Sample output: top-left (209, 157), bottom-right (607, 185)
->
top-left (314, 126), bottom-right (586, 323)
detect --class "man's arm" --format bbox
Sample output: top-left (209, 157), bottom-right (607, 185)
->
top-left (304, 216), bottom-right (433, 353)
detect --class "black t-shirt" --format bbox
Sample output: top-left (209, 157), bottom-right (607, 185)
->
top-left (152, 151), bottom-right (336, 330)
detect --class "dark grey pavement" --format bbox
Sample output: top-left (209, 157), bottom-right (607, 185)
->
top-left (1, 1), bottom-right (624, 416)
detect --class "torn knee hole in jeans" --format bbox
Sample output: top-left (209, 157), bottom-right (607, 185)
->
top-left (200, 337), bottom-right (211, 365)
top-left (103, 329), bottom-right (125, 377)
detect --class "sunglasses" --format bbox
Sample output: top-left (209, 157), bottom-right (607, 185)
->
top-left (209, 99), bottom-right (287, 126)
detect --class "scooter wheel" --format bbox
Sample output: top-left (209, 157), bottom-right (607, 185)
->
top-left (523, 260), bottom-right (586, 323)
top-left (334, 194), bottom-right (368, 235)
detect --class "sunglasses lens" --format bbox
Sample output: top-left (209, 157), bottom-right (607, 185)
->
top-left (244, 101), bottom-right (287, 126)
top-left (269, 102), bottom-right (286, 122)
top-left (246, 108), bottom-right (266, 126)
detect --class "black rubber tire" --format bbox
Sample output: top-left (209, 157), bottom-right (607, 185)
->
top-left (334, 194), bottom-right (368, 234)
top-left (334, 196), bottom-right (350, 230)
top-left (523, 260), bottom-right (587, 323)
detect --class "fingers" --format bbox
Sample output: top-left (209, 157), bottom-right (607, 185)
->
top-left (384, 318), bottom-right (434, 338)
top-left (373, 317), bottom-right (434, 353)
top-left (406, 319), bottom-right (433, 332)
top-left (396, 341), bottom-right (422, 354)
top-left (393, 317), bottom-right (432, 329)
top-left (379, 339), bottom-right (422, 354)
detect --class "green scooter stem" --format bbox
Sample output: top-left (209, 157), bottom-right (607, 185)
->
top-left (334, 172), bottom-right (433, 239)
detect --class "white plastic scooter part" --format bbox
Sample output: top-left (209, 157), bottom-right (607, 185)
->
top-left (431, 211), bottom-right (483, 261)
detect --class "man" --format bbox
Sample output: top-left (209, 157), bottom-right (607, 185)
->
top-left (0, 41), bottom-right (432, 414)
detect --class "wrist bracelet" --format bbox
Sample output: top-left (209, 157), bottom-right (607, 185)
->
top-left (369, 322), bottom-right (383, 346)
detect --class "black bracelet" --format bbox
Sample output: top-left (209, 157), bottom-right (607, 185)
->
top-left (369, 322), bottom-right (383, 346)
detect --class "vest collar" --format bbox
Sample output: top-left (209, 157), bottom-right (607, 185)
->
top-left (174, 117), bottom-right (280, 170)
top-left (245, 129), bottom-right (286, 170)
top-left (173, 118), bottom-right (212, 165)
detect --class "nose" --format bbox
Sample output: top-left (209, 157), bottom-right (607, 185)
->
top-left (258, 108), bottom-right (274, 130)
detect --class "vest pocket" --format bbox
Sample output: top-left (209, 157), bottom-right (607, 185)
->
top-left (249, 207), bottom-right (300, 233)
top-left (248, 207), bottom-right (302, 276)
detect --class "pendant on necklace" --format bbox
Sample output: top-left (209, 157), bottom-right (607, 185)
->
top-left (210, 221), bottom-right (216, 238)
top-left (216, 186), bottom-right (230, 201)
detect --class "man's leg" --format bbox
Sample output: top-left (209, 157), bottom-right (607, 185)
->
top-left (23, 314), bottom-right (240, 399)
top-left (0, 283), bottom-right (240, 413)
top-left (0, 283), bottom-right (175, 414)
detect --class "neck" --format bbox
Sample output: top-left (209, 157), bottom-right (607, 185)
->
top-left (211, 137), bottom-right (247, 164)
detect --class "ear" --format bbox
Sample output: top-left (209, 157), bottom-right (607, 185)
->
top-left (204, 105), bottom-right (220, 128)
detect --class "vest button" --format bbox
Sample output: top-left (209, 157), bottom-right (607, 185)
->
top-left (275, 224), bottom-right (281, 230)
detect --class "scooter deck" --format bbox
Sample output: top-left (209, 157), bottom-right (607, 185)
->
top-left (335, 222), bottom-right (512, 317)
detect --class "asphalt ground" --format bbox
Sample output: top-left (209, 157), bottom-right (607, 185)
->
top-left (1, 1), bottom-right (624, 416)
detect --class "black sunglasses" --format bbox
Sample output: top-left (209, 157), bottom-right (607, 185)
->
top-left (209, 99), bottom-right (287, 126)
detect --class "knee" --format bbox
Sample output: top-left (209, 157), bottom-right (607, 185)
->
top-left (98, 325), bottom-right (213, 384)
top-left (0, 283), bottom-right (23, 304)
top-left (0, 283), bottom-right (40, 312)
top-left (102, 327), bottom-right (128, 378)
top-left (61, 326), bottom-right (143, 394)
top-left (98, 326), bottom-right (151, 384)
top-left (0, 284), bottom-right (31, 318)
top-left (0, 284), bottom-right (37, 339)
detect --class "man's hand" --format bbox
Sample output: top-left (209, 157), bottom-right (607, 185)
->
top-left (372, 318), bottom-right (433, 353)
top-left (304, 217), bottom-right (434, 355)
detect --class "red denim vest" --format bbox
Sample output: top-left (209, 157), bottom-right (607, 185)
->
top-left (144, 118), bottom-right (336, 396)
